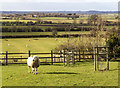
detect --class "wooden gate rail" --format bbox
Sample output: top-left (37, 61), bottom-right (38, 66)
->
top-left (0, 49), bottom-right (111, 65)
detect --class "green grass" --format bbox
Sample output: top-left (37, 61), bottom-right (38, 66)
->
top-left (2, 31), bottom-right (91, 36)
top-left (1, 19), bottom-right (36, 23)
top-left (2, 61), bottom-right (118, 86)
top-left (1, 38), bottom-right (66, 53)
top-left (2, 32), bottom-right (52, 36)
top-left (1, 14), bottom-right (118, 24)
top-left (27, 17), bottom-right (88, 20)
top-left (1, 17), bottom-right (118, 24)
top-left (1, 36), bottom-right (106, 53)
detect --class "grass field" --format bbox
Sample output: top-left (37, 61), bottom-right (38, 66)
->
top-left (1, 37), bottom-right (106, 53)
top-left (27, 16), bottom-right (117, 20)
top-left (1, 19), bottom-right (36, 23)
top-left (1, 15), bottom-right (118, 24)
top-left (27, 17), bottom-right (89, 20)
top-left (2, 31), bottom-right (91, 36)
top-left (2, 61), bottom-right (118, 86)
top-left (1, 38), bottom-right (66, 53)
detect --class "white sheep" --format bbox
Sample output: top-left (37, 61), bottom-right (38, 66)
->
top-left (27, 56), bottom-right (40, 74)
top-left (26, 44), bottom-right (28, 47)
top-left (8, 44), bottom-right (10, 46)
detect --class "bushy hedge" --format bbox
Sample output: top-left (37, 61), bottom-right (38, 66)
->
top-left (2, 26), bottom-right (95, 32)
top-left (2, 21), bottom-right (53, 26)
top-left (2, 26), bottom-right (43, 32)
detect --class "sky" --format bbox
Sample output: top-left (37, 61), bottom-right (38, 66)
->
top-left (0, 0), bottom-right (119, 11)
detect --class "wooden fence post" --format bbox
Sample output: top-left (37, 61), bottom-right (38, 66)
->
top-left (51, 50), bottom-right (53, 65)
top-left (72, 51), bottom-right (75, 64)
top-left (28, 50), bottom-right (31, 57)
top-left (106, 46), bottom-right (109, 70)
top-left (96, 47), bottom-right (99, 70)
top-left (6, 51), bottom-right (8, 65)
top-left (83, 50), bottom-right (85, 59)
top-left (93, 43), bottom-right (96, 71)
top-left (79, 49), bottom-right (80, 61)
top-left (60, 50), bottom-right (62, 62)
top-left (63, 50), bottom-right (65, 65)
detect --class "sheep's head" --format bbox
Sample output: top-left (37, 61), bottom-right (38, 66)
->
top-left (33, 56), bottom-right (39, 62)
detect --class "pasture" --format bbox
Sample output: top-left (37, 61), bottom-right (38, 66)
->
top-left (2, 61), bottom-right (118, 86)
top-left (1, 38), bottom-right (64, 53)
top-left (2, 31), bottom-right (91, 36)
top-left (1, 14), bottom-right (118, 23)
top-left (1, 15), bottom-right (118, 24)
top-left (27, 17), bottom-right (88, 20)
top-left (1, 37), bottom-right (106, 53)
top-left (1, 19), bottom-right (36, 23)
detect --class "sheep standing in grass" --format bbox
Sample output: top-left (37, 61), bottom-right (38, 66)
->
top-left (27, 56), bottom-right (40, 74)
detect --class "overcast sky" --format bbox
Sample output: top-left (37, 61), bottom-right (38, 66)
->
top-left (0, 0), bottom-right (119, 11)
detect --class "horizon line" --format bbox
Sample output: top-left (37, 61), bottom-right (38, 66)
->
top-left (0, 10), bottom-right (118, 12)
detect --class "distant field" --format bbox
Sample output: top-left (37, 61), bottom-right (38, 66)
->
top-left (42, 19), bottom-right (87, 23)
top-left (1, 36), bottom-right (106, 53)
top-left (1, 38), bottom-right (65, 53)
top-left (2, 31), bottom-right (91, 36)
top-left (28, 17), bottom-right (88, 20)
top-left (1, 16), bottom-right (118, 23)
top-left (2, 32), bottom-right (52, 36)
top-left (27, 15), bottom-right (117, 20)
top-left (1, 19), bottom-right (36, 23)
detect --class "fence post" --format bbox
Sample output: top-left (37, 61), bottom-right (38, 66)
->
top-left (79, 49), bottom-right (80, 61)
top-left (63, 50), bottom-right (65, 65)
top-left (51, 50), bottom-right (53, 65)
top-left (72, 51), bottom-right (75, 64)
top-left (6, 51), bottom-right (8, 65)
top-left (83, 50), bottom-right (85, 59)
top-left (106, 46), bottom-right (109, 70)
top-left (96, 47), bottom-right (99, 70)
top-left (28, 50), bottom-right (31, 57)
top-left (60, 51), bottom-right (62, 62)
top-left (93, 43), bottom-right (96, 71)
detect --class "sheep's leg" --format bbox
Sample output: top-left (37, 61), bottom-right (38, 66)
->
top-left (32, 68), bottom-right (35, 74)
top-left (36, 68), bottom-right (37, 74)
top-left (28, 67), bottom-right (31, 73)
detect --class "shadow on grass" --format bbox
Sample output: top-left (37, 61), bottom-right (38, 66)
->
top-left (44, 72), bottom-right (79, 74)
top-left (109, 69), bottom-right (119, 71)
top-left (110, 60), bottom-right (120, 62)
top-left (53, 64), bottom-right (63, 66)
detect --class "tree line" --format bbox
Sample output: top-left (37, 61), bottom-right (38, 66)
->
top-left (2, 26), bottom-right (96, 32)
top-left (2, 20), bottom-right (118, 26)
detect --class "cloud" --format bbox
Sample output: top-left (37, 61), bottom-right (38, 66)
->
top-left (1, 2), bottom-right (118, 11)
top-left (0, 0), bottom-right (119, 3)
top-left (0, 0), bottom-right (66, 3)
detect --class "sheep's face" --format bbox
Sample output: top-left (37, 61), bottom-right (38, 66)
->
top-left (33, 57), bottom-right (39, 62)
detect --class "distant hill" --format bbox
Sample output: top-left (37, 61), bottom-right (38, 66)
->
top-left (1, 10), bottom-right (118, 14)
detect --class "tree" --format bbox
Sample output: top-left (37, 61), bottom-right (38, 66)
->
top-left (88, 15), bottom-right (99, 26)
top-left (106, 34), bottom-right (120, 58)
top-left (52, 28), bottom-right (58, 37)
